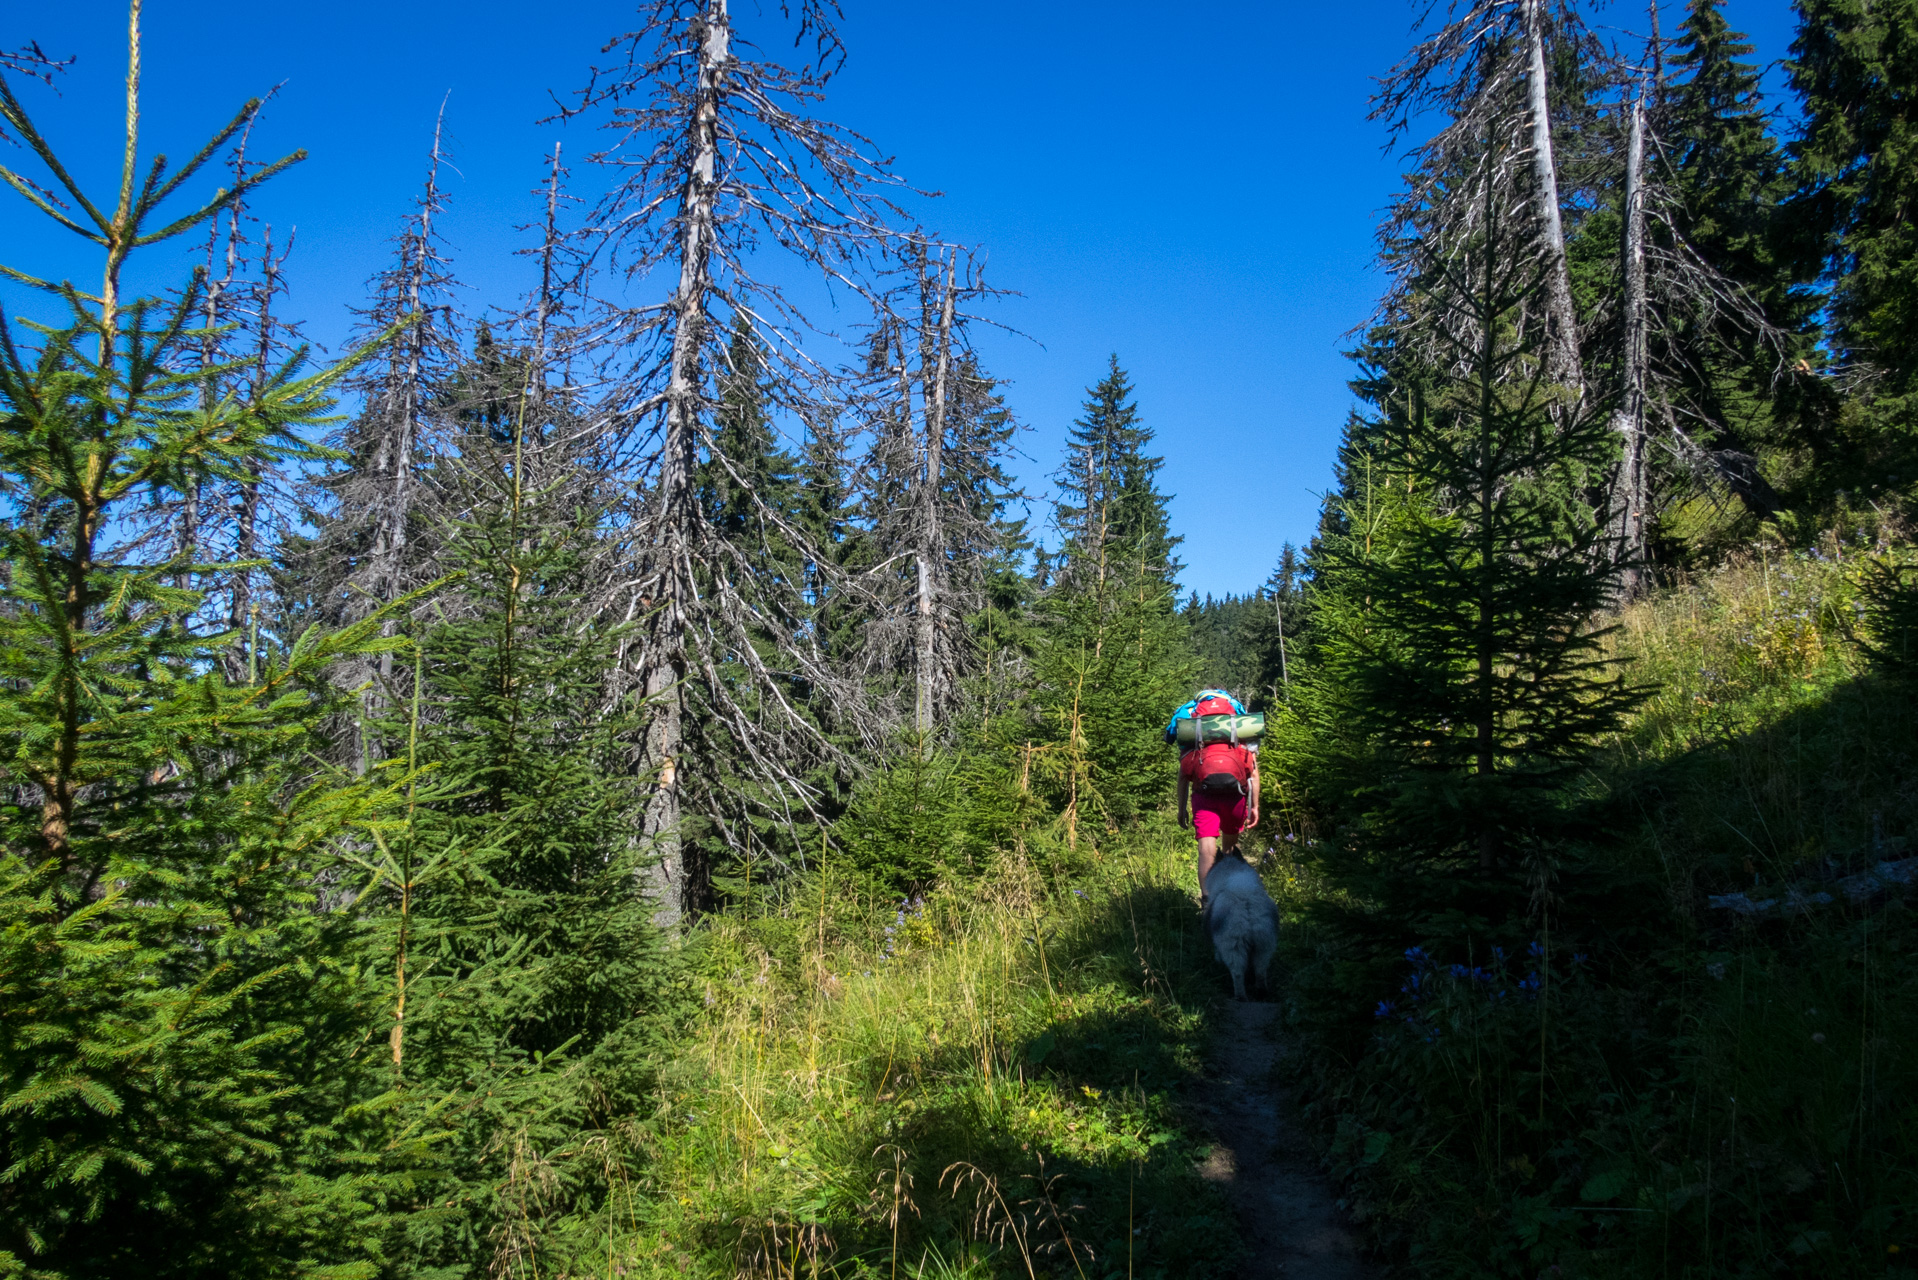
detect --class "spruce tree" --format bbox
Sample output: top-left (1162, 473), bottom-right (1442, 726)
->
top-left (1035, 358), bottom-right (1195, 835)
top-left (1657, 0), bottom-right (1818, 514)
top-left (0, 25), bottom-right (424, 1272)
top-left (691, 318), bottom-right (818, 900)
top-left (796, 408), bottom-right (868, 707)
top-left (371, 397), bottom-right (672, 1271)
top-left (1790, 0), bottom-right (1918, 472)
top-left (1310, 169), bottom-right (1644, 884)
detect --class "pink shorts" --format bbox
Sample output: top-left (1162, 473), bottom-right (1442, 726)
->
top-left (1191, 795), bottom-right (1247, 840)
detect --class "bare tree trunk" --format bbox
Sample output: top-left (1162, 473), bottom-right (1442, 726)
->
top-left (376, 117), bottom-right (444, 684)
top-left (642, 0), bottom-right (729, 926)
top-left (228, 224), bottom-right (282, 662)
top-left (185, 185), bottom-right (239, 599)
top-left (533, 141), bottom-right (563, 390)
top-left (1610, 94), bottom-right (1650, 598)
top-left (1526, 0), bottom-right (1582, 392)
top-left (913, 249), bottom-right (955, 749)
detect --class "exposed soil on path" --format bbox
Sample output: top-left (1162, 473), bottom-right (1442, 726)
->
top-left (1192, 1002), bottom-right (1383, 1280)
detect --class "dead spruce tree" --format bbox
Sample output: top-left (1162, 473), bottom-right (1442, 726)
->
top-left (82, 86), bottom-right (311, 675)
top-left (181, 102), bottom-right (310, 676)
top-left (1611, 11), bottom-right (1794, 588)
top-left (572, 0), bottom-right (918, 921)
top-left (304, 111), bottom-right (465, 760)
top-left (1375, 0), bottom-right (1787, 593)
top-left (858, 242), bottom-right (1019, 749)
top-left (1375, 0), bottom-right (1594, 397)
top-left (1612, 81), bottom-right (1653, 591)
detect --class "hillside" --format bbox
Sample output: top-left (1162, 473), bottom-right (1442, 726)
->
top-left (10, 1), bottom-right (1918, 1277)
top-left (515, 542), bottom-right (1910, 1278)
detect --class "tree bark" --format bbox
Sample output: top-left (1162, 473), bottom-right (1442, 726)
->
top-left (643, 0), bottom-right (729, 927)
top-left (913, 250), bottom-right (955, 749)
top-left (228, 225), bottom-right (279, 664)
top-left (1526, 0), bottom-right (1582, 393)
top-left (1609, 94), bottom-right (1650, 598)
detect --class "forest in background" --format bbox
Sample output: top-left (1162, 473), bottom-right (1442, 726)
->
top-left (1, 0), bottom-right (1915, 1275)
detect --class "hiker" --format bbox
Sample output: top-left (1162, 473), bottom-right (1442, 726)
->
top-left (1173, 690), bottom-right (1260, 899)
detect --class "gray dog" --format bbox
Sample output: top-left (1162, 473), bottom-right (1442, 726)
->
top-left (1202, 852), bottom-right (1280, 1000)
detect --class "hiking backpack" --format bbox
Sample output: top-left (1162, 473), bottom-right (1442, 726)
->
top-left (1163, 689), bottom-right (1246, 744)
top-left (1193, 741), bottom-right (1251, 797)
top-left (1165, 689), bottom-right (1264, 748)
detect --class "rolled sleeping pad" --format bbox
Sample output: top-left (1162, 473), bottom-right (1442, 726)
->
top-left (1172, 712), bottom-right (1265, 747)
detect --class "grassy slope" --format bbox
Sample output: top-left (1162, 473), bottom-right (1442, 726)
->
top-left (600, 824), bottom-right (1250, 1279)
top-left (1275, 546), bottom-right (1917, 1278)
top-left (561, 548), bottom-right (1912, 1280)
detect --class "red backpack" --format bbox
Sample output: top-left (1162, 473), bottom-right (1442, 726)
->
top-left (1193, 741), bottom-right (1250, 796)
top-left (1194, 694), bottom-right (1238, 718)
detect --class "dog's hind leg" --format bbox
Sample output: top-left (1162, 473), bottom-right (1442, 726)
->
top-left (1249, 925), bottom-right (1277, 1000)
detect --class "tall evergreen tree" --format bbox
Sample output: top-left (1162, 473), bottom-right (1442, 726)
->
top-left (1656, 0), bottom-right (1818, 517)
top-left (368, 394), bottom-right (672, 1271)
top-left (0, 25), bottom-right (425, 1272)
top-left (1790, 0), bottom-right (1918, 472)
top-left (1034, 358), bottom-right (1195, 837)
top-left (1054, 356), bottom-right (1179, 586)
top-left (1306, 162), bottom-right (1643, 885)
top-left (796, 407), bottom-right (868, 693)
top-left (690, 318), bottom-right (818, 900)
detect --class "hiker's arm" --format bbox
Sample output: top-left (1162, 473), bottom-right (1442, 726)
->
top-left (1246, 761), bottom-right (1260, 829)
top-left (1176, 772), bottom-right (1189, 826)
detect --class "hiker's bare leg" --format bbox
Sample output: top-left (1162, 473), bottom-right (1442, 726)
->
top-left (1197, 836), bottom-right (1219, 896)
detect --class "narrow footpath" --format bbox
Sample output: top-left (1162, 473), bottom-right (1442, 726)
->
top-left (1194, 1002), bottom-right (1382, 1280)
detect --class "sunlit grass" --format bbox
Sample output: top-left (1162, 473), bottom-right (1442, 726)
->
top-left (600, 826), bottom-right (1241, 1278)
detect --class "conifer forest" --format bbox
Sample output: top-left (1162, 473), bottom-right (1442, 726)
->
top-left (6, 0), bottom-right (1918, 1276)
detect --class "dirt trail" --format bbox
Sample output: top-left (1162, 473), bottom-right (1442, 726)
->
top-left (1194, 1002), bottom-right (1382, 1280)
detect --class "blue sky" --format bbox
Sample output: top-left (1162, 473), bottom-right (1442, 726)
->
top-left (4, 0), bottom-right (1802, 598)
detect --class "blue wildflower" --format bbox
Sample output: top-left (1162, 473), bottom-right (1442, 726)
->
top-left (1528, 940), bottom-right (1545, 958)
top-left (1405, 946), bottom-right (1431, 967)
top-left (1492, 946), bottom-right (1506, 964)
top-left (1375, 1000), bottom-right (1396, 1019)
top-left (1449, 964), bottom-right (1469, 979)
top-left (1518, 972), bottom-right (1541, 998)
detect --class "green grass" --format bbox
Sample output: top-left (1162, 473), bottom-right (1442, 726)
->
top-left (1273, 543), bottom-right (1918, 1278)
top-left (591, 823), bottom-right (1250, 1278)
top-left (522, 544), bottom-right (1918, 1279)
